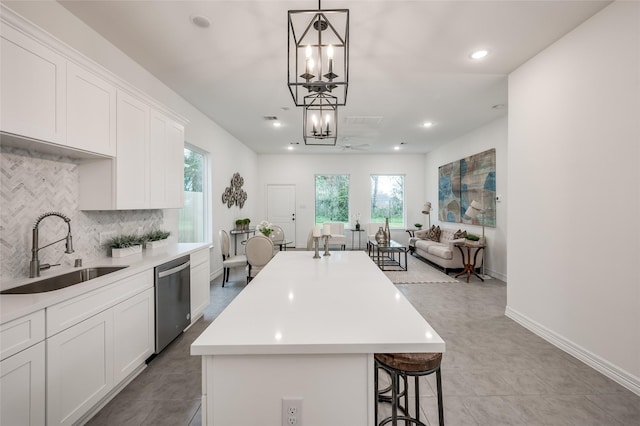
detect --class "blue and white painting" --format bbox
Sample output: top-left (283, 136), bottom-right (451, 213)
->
top-left (439, 149), bottom-right (496, 227)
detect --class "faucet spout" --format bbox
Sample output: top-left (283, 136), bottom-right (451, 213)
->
top-left (29, 212), bottom-right (74, 278)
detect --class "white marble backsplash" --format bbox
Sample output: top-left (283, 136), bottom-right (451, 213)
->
top-left (1, 146), bottom-right (163, 282)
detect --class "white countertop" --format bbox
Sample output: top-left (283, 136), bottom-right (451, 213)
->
top-left (191, 251), bottom-right (445, 356)
top-left (1, 243), bottom-right (210, 324)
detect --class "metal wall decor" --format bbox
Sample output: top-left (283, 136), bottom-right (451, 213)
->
top-left (222, 172), bottom-right (247, 208)
top-left (288, 1), bottom-right (349, 107)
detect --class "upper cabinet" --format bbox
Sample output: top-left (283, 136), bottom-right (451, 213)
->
top-left (1, 7), bottom-right (187, 210)
top-left (66, 62), bottom-right (117, 156)
top-left (0, 23), bottom-right (66, 145)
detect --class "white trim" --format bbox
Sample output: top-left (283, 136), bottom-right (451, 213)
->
top-left (505, 306), bottom-right (640, 396)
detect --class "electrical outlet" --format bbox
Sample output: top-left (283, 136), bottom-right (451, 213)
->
top-left (99, 231), bottom-right (116, 245)
top-left (282, 397), bottom-right (303, 426)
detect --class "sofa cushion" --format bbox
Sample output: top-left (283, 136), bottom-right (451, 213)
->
top-left (454, 229), bottom-right (467, 239)
top-left (427, 244), bottom-right (453, 260)
top-left (426, 225), bottom-right (441, 242)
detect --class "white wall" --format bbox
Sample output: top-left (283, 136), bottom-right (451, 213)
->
top-left (507, 1), bottom-right (640, 393)
top-left (424, 116), bottom-right (508, 281)
top-left (257, 154), bottom-right (426, 248)
top-left (4, 1), bottom-right (258, 278)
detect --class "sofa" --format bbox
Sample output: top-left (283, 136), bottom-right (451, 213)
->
top-left (410, 226), bottom-right (484, 274)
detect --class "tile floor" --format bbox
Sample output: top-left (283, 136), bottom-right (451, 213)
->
top-left (86, 261), bottom-right (640, 426)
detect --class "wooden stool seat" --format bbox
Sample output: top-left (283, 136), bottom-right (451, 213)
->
top-left (375, 352), bottom-right (442, 373)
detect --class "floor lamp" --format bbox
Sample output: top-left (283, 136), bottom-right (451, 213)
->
top-left (464, 200), bottom-right (490, 279)
top-left (421, 201), bottom-right (432, 229)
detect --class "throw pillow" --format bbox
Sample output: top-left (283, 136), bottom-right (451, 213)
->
top-left (426, 225), bottom-right (441, 242)
top-left (454, 229), bottom-right (467, 239)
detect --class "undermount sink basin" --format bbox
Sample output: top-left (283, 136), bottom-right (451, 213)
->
top-left (1, 266), bottom-right (129, 295)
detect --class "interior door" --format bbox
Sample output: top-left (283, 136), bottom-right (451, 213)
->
top-left (267, 185), bottom-right (296, 247)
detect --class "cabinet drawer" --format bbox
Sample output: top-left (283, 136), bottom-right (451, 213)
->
top-left (0, 310), bottom-right (45, 361)
top-left (191, 248), bottom-right (210, 267)
top-left (47, 270), bottom-right (153, 337)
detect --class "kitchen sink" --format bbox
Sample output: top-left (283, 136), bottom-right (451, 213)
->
top-left (0, 266), bottom-right (129, 294)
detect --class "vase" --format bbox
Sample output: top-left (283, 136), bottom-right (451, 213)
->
top-left (355, 221), bottom-right (360, 231)
top-left (144, 239), bottom-right (168, 250)
top-left (375, 227), bottom-right (386, 245)
top-left (384, 217), bottom-right (391, 243)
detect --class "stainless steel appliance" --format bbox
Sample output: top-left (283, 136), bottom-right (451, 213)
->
top-left (154, 255), bottom-right (191, 353)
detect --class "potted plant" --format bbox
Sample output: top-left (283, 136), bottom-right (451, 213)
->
top-left (257, 220), bottom-right (273, 237)
top-left (414, 223), bottom-right (423, 230)
top-left (108, 234), bottom-right (143, 258)
top-left (142, 229), bottom-right (171, 249)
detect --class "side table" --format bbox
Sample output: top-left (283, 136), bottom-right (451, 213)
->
top-left (454, 241), bottom-right (486, 283)
top-left (349, 228), bottom-right (366, 250)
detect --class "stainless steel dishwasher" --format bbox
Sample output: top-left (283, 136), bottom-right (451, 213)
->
top-left (155, 255), bottom-right (191, 353)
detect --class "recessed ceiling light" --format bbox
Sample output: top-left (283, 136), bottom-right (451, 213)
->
top-left (273, 122), bottom-right (281, 128)
top-left (470, 49), bottom-right (489, 60)
top-left (191, 15), bottom-right (211, 28)
top-left (394, 146), bottom-right (400, 151)
top-left (492, 104), bottom-right (506, 110)
top-left (423, 121), bottom-right (433, 128)
top-left (287, 146), bottom-right (294, 150)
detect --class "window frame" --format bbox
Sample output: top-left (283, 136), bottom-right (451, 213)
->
top-left (314, 174), bottom-right (351, 225)
top-left (179, 143), bottom-right (211, 243)
top-left (369, 174), bottom-right (406, 229)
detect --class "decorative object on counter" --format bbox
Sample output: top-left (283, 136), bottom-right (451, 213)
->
top-left (353, 212), bottom-right (361, 230)
top-left (108, 234), bottom-right (143, 258)
top-left (465, 233), bottom-right (480, 241)
top-left (235, 218), bottom-right (251, 231)
top-left (421, 201), bottom-right (432, 228)
top-left (384, 217), bottom-right (391, 243)
top-left (414, 223), bottom-right (423, 230)
top-left (142, 230), bottom-right (171, 249)
top-left (312, 225), bottom-right (322, 258)
top-left (29, 211), bottom-right (74, 278)
top-left (257, 220), bottom-right (274, 237)
top-left (222, 172), bottom-right (247, 208)
top-left (375, 226), bottom-right (386, 245)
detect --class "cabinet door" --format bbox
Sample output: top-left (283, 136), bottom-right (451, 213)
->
top-left (66, 62), bottom-right (116, 156)
top-left (113, 288), bottom-right (154, 384)
top-left (0, 23), bottom-right (66, 144)
top-left (149, 110), bottom-right (184, 209)
top-left (190, 259), bottom-right (211, 323)
top-left (47, 310), bottom-right (113, 426)
top-left (0, 342), bottom-right (45, 426)
top-left (116, 90), bottom-right (149, 209)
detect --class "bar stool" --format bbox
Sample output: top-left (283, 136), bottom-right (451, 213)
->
top-left (374, 352), bottom-right (444, 426)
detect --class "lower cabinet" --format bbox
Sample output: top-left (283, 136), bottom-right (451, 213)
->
top-left (0, 341), bottom-right (46, 426)
top-left (46, 287), bottom-right (154, 426)
top-left (190, 248), bottom-right (211, 322)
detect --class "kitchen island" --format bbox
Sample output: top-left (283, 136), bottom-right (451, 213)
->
top-left (191, 251), bottom-right (445, 425)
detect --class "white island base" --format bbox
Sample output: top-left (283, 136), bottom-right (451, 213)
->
top-left (192, 252), bottom-right (445, 425)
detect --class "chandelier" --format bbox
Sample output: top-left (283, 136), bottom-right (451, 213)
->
top-left (303, 93), bottom-right (338, 145)
top-left (288, 1), bottom-right (349, 107)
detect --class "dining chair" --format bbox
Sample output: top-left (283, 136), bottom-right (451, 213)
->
top-left (270, 225), bottom-right (285, 251)
top-left (245, 235), bottom-right (274, 283)
top-left (219, 230), bottom-right (247, 286)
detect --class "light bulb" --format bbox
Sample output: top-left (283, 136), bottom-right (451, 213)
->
top-left (325, 114), bottom-right (330, 124)
top-left (327, 44), bottom-right (334, 59)
top-left (312, 115), bottom-right (318, 125)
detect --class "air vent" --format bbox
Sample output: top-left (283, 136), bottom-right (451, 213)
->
top-left (344, 116), bottom-right (384, 126)
top-left (263, 116), bottom-right (278, 121)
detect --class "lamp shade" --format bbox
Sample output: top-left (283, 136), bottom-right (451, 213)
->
top-left (465, 200), bottom-right (484, 219)
top-left (421, 202), bottom-right (432, 214)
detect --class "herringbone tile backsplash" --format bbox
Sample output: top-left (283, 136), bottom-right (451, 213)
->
top-left (1, 146), bottom-right (163, 282)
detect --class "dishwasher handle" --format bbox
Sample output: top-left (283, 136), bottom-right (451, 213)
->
top-left (158, 261), bottom-right (191, 278)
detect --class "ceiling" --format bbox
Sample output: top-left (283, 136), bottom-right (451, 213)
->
top-left (56, 0), bottom-right (610, 155)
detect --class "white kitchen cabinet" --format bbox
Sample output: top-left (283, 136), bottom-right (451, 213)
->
top-left (116, 90), bottom-right (150, 209)
top-left (0, 22), bottom-right (66, 144)
top-left (149, 109), bottom-right (184, 209)
top-left (0, 342), bottom-right (46, 426)
top-left (66, 61), bottom-right (116, 156)
top-left (113, 287), bottom-right (154, 384)
top-left (47, 309), bottom-right (114, 426)
top-left (190, 247), bottom-right (211, 323)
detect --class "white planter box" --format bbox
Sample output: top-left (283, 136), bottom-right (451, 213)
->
top-left (111, 245), bottom-right (142, 258)
top-left (144, 239), bottom-right (168, 250)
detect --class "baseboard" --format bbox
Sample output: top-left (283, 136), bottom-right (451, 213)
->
top-left (485, 268), bottom-right (506, 282)
top-left (505, 306), bottom-right (640, 396)
top-left (210, 266), bottom-right (223, 282)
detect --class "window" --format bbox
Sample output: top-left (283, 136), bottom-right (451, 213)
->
top-left (179, 144), bottom-right (209, 242)
top-left (315, 174), bottom-right (350, 224)
top-left (370, 175), bottom-right (405, 228)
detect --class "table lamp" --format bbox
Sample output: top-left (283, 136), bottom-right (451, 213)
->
top-left (421, 202), bottom-right (432, 228)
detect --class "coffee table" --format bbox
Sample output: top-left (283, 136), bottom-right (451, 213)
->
top-left (368, 239), bottom-right (409, 271)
